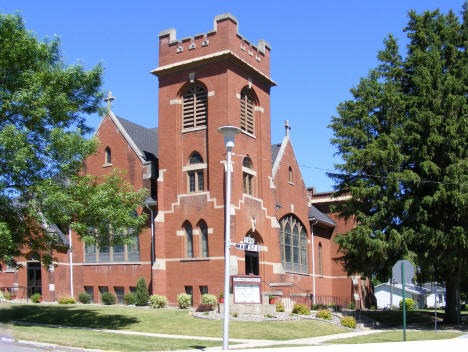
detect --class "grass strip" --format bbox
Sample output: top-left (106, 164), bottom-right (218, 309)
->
top-left (9, 324), bottom-right (223, 351)
top-left (326, 330), bottom-right (463, 344)
top-left (0, 304), bottom-right (348, 340)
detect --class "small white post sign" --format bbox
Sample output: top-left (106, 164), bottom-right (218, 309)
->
top-left (232, 276), bottom-right (261, 304)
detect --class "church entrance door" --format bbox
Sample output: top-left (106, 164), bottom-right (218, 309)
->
top-left (245, 250), bottom-right (259, 275)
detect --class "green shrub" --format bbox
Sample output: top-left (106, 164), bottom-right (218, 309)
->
top-left (177, 293), bottom-right (192, 309)
top-left (78, 292), bottom-right (91, 304)
top-left (3, 292), bottom-right (11, 300)
top-left (135, 277), bottom-right (149, 306)
top-left (201, 294), bottom-right (217, 310)
top-left (149, 294), bottom-right (168, 308)
top-left (327, 302), bottom-right (337, 309)
top-left (276, 302), bottom-right (285, 312)
top-left (101, 292), bottom-right (116, 305)
top-left (370, 305), bottom-right (376, 310)
top-left (292, 303), bottom-right (310, 315)
top-left (399, 298), bottom-right (416, 311)
top-left (124, 293), bottom-right (136, 305)
top-left (316, 309), bottom-right (332, 320)
top-left (348, 301), bottom-right (356, 310)
top-left (341, 316), bottom-right (357, 328)
top-left (31, 293), bottom-right (41, 303)
top-left (58, 296), bottom-right (76, 304)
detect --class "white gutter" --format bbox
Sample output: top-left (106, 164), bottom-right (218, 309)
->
top-left (310, 218), bottom-right (318, 304)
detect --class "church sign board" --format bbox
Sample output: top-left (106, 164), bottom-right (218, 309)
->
top-left (232, 275), bottom-right (261, 304)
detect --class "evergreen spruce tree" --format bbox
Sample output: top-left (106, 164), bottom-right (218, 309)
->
top-left (135, 277), bottom-right (149, 306)
top-left (330, 3), bottom-right (468, 323)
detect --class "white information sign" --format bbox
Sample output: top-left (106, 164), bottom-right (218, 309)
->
top-left (234, 283), bottom-right (261, 304)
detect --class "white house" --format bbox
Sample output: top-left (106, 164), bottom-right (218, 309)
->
top-left (374, 283), bottom-right (432, 309)
top-left (423, 284), bottom-right (446, 308)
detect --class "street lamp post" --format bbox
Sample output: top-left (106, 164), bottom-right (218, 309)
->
top-left (218, 125), bottom-right (241, 351)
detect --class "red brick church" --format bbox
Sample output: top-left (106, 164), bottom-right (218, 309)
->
top-left (0, 14), bottom-right (371, 308)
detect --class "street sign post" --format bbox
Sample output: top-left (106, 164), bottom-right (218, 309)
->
top-left (392, 260), bottom-right (415, 342)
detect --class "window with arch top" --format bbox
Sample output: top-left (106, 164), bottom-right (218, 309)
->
top-left (198, 220), bottom-right (209, 257)
top-left (183, 222), bottom-right (193, 258)
top-left (242, 156), bottom-right (254, 195)
top-left (104, 147), bottom-right (111, 165)
top-left (240, 86), bottom-right (256, 135)
top-left (279, 215), bottom-right (308, 273)
top-left (187, 152), bottom-right (205, 192)
top-left (182, 83), bottom-right (207, 130)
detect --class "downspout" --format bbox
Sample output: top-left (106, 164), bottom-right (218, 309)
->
top-left (68, 227), bottom-right (74, 298)
top-left (310, 218), bottom-right (318, 305)
top-left (143, 198), bottom-right (157, 293)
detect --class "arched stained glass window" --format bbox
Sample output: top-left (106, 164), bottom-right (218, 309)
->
top-left (199, 221), bottom-right (209, 257)
top-left (184, 222), bottom-right (193, 258)
top-left (279, 215), bottom-right (308, 273)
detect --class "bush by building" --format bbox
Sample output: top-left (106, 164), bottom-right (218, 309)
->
top-left (124, 293), bottom-right (136, 305)
top-left (399, 298), bottom-right (416, 311)
top-left (275, 302), bottom-right (285, 312)
top-left (201, 294), bottom-right (217, 310)
top-left (78, 292), bottom-right (91, 304)
top-left (31, 293), bottom-right (41, 303)
top-left (149, 294), bottom-right (168, 308)
top-left (292, 304), bottom-right (310, 315)
top-left (101, 292), bottom-right (116, 305)
top-left (135, 277), bottom-right (149, 306)
top-left (58, 296), bottom-right (76, 304)
top-left (341, 316), bottom-right (357, 328)
top-left (177, 293), bottom-right (192, 309)
top-left (316, 309), bottom-right (332, 320)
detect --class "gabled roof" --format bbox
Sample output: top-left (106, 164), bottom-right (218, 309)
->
top-left (116, 116), bottom-right (158, 161)
top-left (309, 204), bottom-right (336, 227)
top-left (95, 111), bottom-right (158, 164)
top-left (375, 283), bottom-right (431, 295)
top-left (271, 143), bottom-right (281, 167)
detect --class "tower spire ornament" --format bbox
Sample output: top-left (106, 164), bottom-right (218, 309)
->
top-left (284, 120), bottom-right (291, 137)
top-left (104, 91), bottom-right (115, 111)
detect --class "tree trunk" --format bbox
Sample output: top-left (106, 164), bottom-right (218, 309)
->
top-left (444, 273), bottom-right (460, 324)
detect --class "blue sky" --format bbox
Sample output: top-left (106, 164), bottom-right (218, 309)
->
top-left (1, 0), bottom-right (465, 191)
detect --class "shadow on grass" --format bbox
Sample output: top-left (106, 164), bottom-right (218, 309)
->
top-left (364, 310), bottom-right (468, 328)
top-left (0, 305), bottom-right (139, 330)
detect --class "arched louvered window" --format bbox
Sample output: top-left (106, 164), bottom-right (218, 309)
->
top-left (289, 167), bottom-right (293, 183)
top-left (184, 222), bottom-right (193, 258)
top-left (242, 156), bottom-right (254, 195)
top-left (199, 220), bottom-right (209, 257)
top-left (187, 152), bottom-right (204, 192)
top-left (182, 83), bottom-right (207, 129)
top-left (280, 215), bottom-right (308, 273)
top-left (240, 87), bottom-right (256, 135)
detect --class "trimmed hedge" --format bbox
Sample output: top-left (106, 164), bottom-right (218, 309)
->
top-left (201, 294), bottom-right (217, 310)
top-left (124, 293), bottom-right (136, 305)
top-left (292, 304), bottom-right (310, 315)
top-left (58, 296), bottom-right (76, 304)
top-left (399, 298), bottom-right (416, 311)
top-left (341, 316), bottom-right (357, 328)
top-left (149, 294), bottom-right (168, 308)
top-left (177, 293), bottom-right (192, 309)
top-left (316, 309), bottom-right (332, 320)
top-left (101, 292), bottom-right (116, 305)
top-left (135, 278), bottom-right (149, 306)
top-left (78, 292), bottom-right (91, 304)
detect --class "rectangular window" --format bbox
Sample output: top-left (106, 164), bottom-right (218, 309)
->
top-left (113, 235), bottom-right (125, 262)
top-left (130, 286), bottom-right (137, 294)
top-left (98, 286), bottom-right (108, 298)
top-left (84, 286), bottom-right (94, 303)
top-left (114, 286), bottom-right (124, 304)
top-left (99, 245), bottom-right (111, 263)
top-left (127, 235), bottom-right (140, 262)
top-left (184, 286), bottom-right (193, 306)
top-left (84, 244), bottom-right (97, 263)
top-left (200, 286), bottom-right (208, 295)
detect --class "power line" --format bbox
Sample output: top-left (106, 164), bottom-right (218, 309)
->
top-left (230, 152), bottom-right (467, 187)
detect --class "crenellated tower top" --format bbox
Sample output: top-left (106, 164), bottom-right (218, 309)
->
top-left (152, 13), bottom-right (274, 85)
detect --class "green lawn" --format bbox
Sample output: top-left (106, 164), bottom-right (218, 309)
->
top-left (326, 330), bottom-right (463, 344)
top-left (364, 309), bottom-right (468, 328)
top-left (9, 324), bottom-right (222, 351)
top-left (0, 304), bottom-right (348, 340)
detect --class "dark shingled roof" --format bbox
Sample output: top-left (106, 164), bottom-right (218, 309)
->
top-left (116, 116), bottom-right (158, 161)
top-left (309, 205), bottom-right (336, 227)
top-left (271, 143), bottom-right (281, 167)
